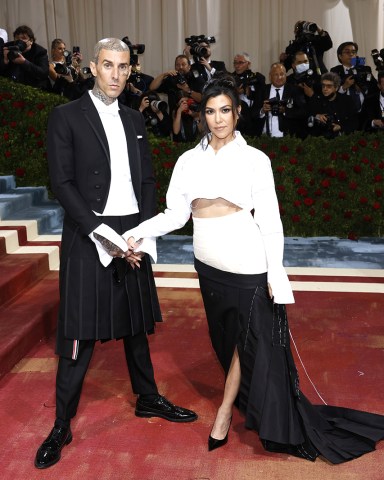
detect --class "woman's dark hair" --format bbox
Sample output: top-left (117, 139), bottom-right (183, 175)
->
top-left (199, 73), bottom-right (241, 140)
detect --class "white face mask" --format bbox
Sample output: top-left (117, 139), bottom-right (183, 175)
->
top-left (295, 63), bottom-right (310, 74)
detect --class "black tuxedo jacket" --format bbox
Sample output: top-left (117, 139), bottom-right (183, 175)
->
top-left (360, 92), bottom-right (384, 131)
top-left (48, 92), bottom-right (156, 237)
top-left (330, 64), bottom-right (378, 97)
top-left (191, 60), bottom-right (227, 81)
top-left (257, 83), bottom-right (307, 137)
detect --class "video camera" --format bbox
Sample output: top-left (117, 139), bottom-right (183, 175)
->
top-left (185, 34), bottom-right (216, 62)
top-left (371, 48), bottom-right (384, 71)
top-left (121, 36), bottom-right (145, 66)
top-left (268, 96), bottom-right (289, 116)
top-left (1, 39), bottom-right (28, 61)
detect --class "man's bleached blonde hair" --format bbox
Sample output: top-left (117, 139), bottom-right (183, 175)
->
top-left (92, 38), bottom-right (129, 63)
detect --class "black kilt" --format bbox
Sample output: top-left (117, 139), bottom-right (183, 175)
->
top-left (56, 213), bottom-right (162, 357)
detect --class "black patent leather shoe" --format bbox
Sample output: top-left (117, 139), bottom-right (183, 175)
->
top-left (34, 425), bottom-right (72, 469)
top-left (135, 394), bottom-right (197, 423)
top-left (208, 416), bottom-right (232, 452)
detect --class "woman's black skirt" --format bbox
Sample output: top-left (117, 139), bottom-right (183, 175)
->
top-left (195, 258), bottom-right (384, 464)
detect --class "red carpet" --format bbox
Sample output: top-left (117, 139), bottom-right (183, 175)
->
top-left (0, 272), bottom-right (383, 479)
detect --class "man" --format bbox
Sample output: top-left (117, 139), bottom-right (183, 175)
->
top-left (186, 39), bottom-right (227, 82)
top-left (360, 71), bottom-right (384, 131)
top-left (34, 38), bottom-right (197, 470)
top-left (257, 62), bottom-right (307, 138)
top-left (282, 20), bottom-right (332, 75)
top-left (0, 25), bottom-right (49, 90)
top-left (330, 41), bottom-right (378, 121)
top-left (307, 72), bottom-right (358, 139)
top-left (231, 52), bottom-right (265, 136)
top-left (149, 54), bottom-right (205, 114)
top-left (286, 50), bottom-right (321, 98)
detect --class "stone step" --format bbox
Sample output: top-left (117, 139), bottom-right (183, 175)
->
top-left (0, 176), bottom-right (64, 235)
top-left (0, 252), bottom-right (51, 308)
top-left (0, 270), bottom-right (59, 378)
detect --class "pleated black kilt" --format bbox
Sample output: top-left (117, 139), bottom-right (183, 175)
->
top-left (195, 257), bottom-right (384, 464)
top-left (56, 213), bottom-right (162, 357)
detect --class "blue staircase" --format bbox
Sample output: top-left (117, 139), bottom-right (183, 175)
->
top-left (0, 176), bottom-right (64, 234)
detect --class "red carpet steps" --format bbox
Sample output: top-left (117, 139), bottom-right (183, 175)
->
top-left (0, 220), bottom-right (61, 378)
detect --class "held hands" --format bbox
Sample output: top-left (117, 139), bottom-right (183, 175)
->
top-left (124, 237), bottom-right (144, 269)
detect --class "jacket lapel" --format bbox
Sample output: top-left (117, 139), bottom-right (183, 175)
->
top-left (80, 94), bottom-right (110, 163)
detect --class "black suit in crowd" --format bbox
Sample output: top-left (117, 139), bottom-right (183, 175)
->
top-left (257, 83), bottom-right (308, 138)
top-left (330, 64), bottom-right (379, 98)
top-left (232, 69), bottom-right (265, 137)
top-left (307, 92), bottom-right (358, 138)
top-left (360, 91), bottom-right (384, 132)
top-left (191, 59), bottom-right (227, 82)
top-left (0, 42), bottom-right (49, 90)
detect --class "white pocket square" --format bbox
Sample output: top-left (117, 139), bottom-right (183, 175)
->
top-left (137, 135), bottom-right (143, 139)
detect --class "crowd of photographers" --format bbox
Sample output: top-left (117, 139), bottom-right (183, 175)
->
top-left (1, 23), bottom-right (384, 141)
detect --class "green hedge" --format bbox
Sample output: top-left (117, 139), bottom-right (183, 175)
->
top-left (1, 77), bottom-right (383, 239)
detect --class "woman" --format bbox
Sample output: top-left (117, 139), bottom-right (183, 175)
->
top-left (48, 38), bottom-right (85, 99)
top-left (172, 95), bottom-right (202, 142)
top-left (123, 75), bottom-right (384, 463)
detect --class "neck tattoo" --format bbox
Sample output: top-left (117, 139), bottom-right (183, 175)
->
top-left (92, 85), bottom-right (116, 106)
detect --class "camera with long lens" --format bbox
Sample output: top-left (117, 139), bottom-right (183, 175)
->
top-left (147, 93), bottom-right (168, 113)
top-left (371, 48), bottom-right (384, 71)
top-left (268, 97), bottom-right (288, 116)
top-left (54, 49), bottom-right (73, 76)
top-left (301, 22), bottom-right (317, 35)
top-left (185, 34), bottom-right (216, 62)
top-left (121, 36), bottom-right (145, 66)
top-left (2, 39), bottom-right (28, 61)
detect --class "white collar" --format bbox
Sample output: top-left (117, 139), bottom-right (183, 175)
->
top-left (200, 130), bottom-right (246, 150)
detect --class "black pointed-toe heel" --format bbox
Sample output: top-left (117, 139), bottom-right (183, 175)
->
top-left (208, 416), bottom-right (232, 452)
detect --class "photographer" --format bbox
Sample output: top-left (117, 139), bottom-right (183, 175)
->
top-left (184, 35), bottom-right (227, 82)
top-left (257, 63), bottom-right (307, 138)
top-left (134, 90), bottom-right (171, 138)
top-left (172, 94), bottom-right (202, 143)
top-left (0, 25), bottom-right (49, 90)
top-left (282, 20), bottom-right (332, 75)
top-left (119, 36), bottom-right (154, 108)
top-left (149, 54), bottom-right (205, 114)
top-left (360, 71), bottom-right (384, 132)
top-left (330, 42), bottom-right (378, 119)
top-left (232, 52), bottom-right (265, 136)
top-left (307, 72), bottom-right (358, 139)
top-left (286, 50), bottom-right (321, 99)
